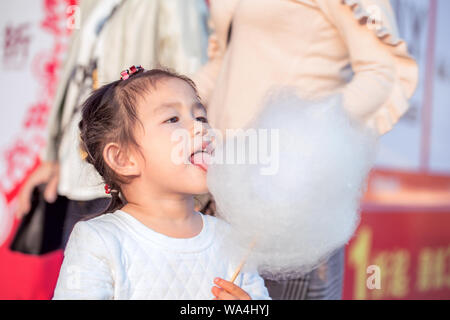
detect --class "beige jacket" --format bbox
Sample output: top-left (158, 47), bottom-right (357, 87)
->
top-left (192, 0), bottom-right (419, 136)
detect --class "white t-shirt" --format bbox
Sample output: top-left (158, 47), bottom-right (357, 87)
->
top-left (53, 210), bottom-right (270, 300)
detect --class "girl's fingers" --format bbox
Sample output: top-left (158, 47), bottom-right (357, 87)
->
top-left (213, 278), bottom-right (251, 300)
top-left (211, 286), bottom-right (237, 300)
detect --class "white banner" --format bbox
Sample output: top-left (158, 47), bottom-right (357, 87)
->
top-left (0, 0), bottom-right (75, 245)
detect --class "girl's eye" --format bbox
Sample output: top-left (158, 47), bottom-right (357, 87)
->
top-left (164, 116), bottom-right (179, 123)
top-left (196, 116), bottom-right (208, 123)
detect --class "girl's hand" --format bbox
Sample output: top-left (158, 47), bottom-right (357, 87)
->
top-left (211, 277), bottom-right (252, 300)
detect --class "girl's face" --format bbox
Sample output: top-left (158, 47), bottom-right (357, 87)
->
top-left (132, 77), bottom-right (214, 195)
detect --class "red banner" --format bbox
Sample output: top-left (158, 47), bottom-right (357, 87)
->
top-left (343, 169), bottom-right (450, 299)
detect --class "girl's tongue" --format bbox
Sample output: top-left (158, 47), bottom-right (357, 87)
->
top-left (190, 152), bottom-right (211, 172)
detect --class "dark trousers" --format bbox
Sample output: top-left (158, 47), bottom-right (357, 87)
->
top-left (264, 246), bottom-right (345, 299)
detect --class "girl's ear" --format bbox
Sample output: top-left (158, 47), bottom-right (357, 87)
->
top-left (103, 142), bottom-right (140, 177)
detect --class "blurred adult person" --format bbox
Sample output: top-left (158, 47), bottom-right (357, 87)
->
top-left (192, 0), bottom-right (418, 299)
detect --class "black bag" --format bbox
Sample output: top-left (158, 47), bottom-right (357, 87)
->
top-left (9, 184), bottom-right (69, 255)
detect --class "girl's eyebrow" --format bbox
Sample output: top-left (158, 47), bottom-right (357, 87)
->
top-left (193, 101), bottom-right (207, 114)
top-left (153, 101), bottom-right (206, 115)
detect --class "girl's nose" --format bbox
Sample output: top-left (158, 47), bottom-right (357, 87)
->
top-left (192, 119), bottom-right (208, 137)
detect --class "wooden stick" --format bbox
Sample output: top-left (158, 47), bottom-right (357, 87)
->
top-left (230, 238), bottom-right (257, 283)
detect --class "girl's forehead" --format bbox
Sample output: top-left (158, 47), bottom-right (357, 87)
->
top-left (147, 77), bottom-right (197, 103)
top-left (158, 76), bottom-right (194, 91)
top-left (138, 78), bottom-right (201, 114)
top-left (153, 101), bottom-right (206, 115)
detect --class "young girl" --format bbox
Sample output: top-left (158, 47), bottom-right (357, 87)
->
top-left (52, 66), bottom-right (270, 300)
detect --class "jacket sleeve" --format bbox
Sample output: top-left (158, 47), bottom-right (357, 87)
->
top-left (240, 271), bottom-right (272, 300)
top-left (155, 0), bottom-right (209, 76)
top-left (315, 0), bottom-right (419, 136)
top-left (39, 0), bottom-right (99, 162)
top-left (191, 34), bottom-right (225, 106)
top-left (39, 34), bottom-right (79, 162)
top-left (52, 221), bottom-right (114, 300)
top-left (190, 0), bottom-right (230, 107)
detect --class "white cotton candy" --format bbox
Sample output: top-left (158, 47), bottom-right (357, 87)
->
top-left (207, 89), bottom-right (378, 280)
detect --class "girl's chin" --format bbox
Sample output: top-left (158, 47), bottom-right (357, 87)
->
top-left (190, 180), bottom-right (209, 194)
top-left (169, 164), bottom-right (208, 194)
top-left (187, 180), bottom-right (209, 195)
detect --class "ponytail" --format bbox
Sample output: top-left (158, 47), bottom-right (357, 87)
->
top-left (102, 191), bottom-right (124, 215)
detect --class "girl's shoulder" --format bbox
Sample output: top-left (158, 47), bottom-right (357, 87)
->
top-left (63, 213), bottom-right (124, 262)
top-left (81, 211), bottom-right (125, 234)
top-left (68, 211), bottom-right (128, 249)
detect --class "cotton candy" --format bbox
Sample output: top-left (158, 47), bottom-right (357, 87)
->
top-left (207, 89), bottom-right (378, 280)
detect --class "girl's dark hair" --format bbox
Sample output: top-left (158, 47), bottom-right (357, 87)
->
top-left (78, 67), bottom-right (200, 215)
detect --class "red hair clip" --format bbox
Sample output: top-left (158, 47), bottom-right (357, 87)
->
top-left (105, 184), bottom-right (119, 195)
top-left (120, 65), bottom-right (144, 80)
